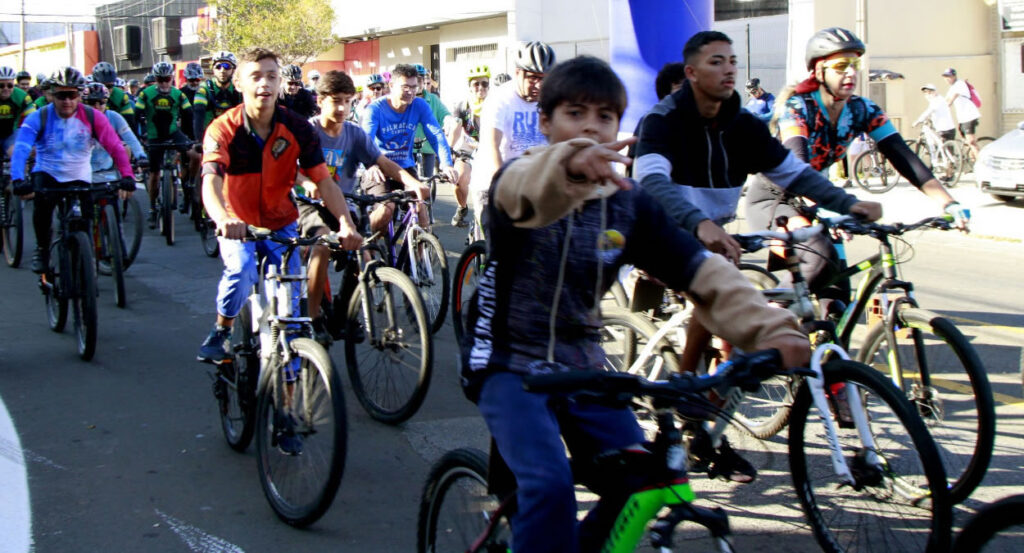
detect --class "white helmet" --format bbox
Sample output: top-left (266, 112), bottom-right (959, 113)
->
top-left (308, 69), bottom-right (321, 80)
top-left (0, 66), bottom-right (16, 80)
top-left (212, 51), bottom-right (237, 68)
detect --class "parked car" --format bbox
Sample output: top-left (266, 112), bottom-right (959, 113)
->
top-left (975, 120), bottom-right (1024, 202)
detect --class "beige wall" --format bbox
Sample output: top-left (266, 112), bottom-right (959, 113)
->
top-left (813, 0), bottom-right (1000, 138)
top-left (439, 17), bottom-right (509, 108)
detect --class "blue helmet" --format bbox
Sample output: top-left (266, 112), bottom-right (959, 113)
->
top-left (413, 64), bottom-right (429, 77)
top-left (367, 73), bottom-right (385, 86)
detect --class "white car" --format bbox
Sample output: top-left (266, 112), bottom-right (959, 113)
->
top-left (975, 120), bottom-right (1024, 202)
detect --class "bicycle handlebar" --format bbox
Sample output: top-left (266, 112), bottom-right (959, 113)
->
top-left (825, 214), bottom-right (953, 236)
top-left (343, 190), bottom-right (418, 207)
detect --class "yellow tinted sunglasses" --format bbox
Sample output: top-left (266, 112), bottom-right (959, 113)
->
top-left (822, 57), bottom-right (862, 73)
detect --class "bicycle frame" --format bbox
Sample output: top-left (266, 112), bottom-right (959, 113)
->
top-left (378, 197), bottom-right (437, 294)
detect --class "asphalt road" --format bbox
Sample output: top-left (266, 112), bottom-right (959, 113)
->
top-left (1, 183), bottom-right (1022, 553)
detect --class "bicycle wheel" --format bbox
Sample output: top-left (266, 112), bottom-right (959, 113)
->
top-left (403, 232), bottom-right (449, 334)
top-left (920, 141), bottom-right (963, 187)
top-left (100, 205), bottom-right (127, 308)
top-left (789, 359), bottom-right (952, 553)
top-left (199, 217), bottom-right (219, 258)
top-left (2, 189), bottom-right (22, 268)
top-left (952, 494), bottom-right (1024, 553)
top-left (345, 266), bottom-right (432, 424)
top-left (160, 171), bottom-right (174, 245)
top-left (70, 231), bottom-right (98, 360)
top-left (219, 302), bottom-right (259, 452)
top-left (857, 308), bottom-right (994, 505)
top-left (451, 240), bottom-right (486, 348)
top-left (256, 337), bottom-right (347, 527)
top-left (852, 150), bottom-right (898, 194)
top-left (120, 195), bottom-right (143, 269)
top-left (45, 239), bottom-right (68, 332)
top-left (738, 263), bottom-right (779, 290)
top-left (417, 447), bottom-right (512, 553)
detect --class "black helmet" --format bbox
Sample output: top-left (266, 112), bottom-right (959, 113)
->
top-left (143, 74), bottom-right (156, 85)
top-left (50, 66), bottom-right (87, 89)
top-left (805, 27), bottom-right (865, 70)
top-left (745, 78), bottom-right (760, 90)
top-left (128, 78), bottom-right (140, 87)
top-left (85, 82), bottom-right (109, 101)
top-left (283, 64), bottom-right (302, 82)
top-left (152, 61), bottom-right (174, 78)
top-left (515, 41), bottom-right (556, 73)
top-left (92, 61), bottom-right (117, 84)
top-left (15, 70), bottom-right (30, 81)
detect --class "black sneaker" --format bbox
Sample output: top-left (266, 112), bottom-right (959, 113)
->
top-left (148, 209), bottom-right (158, 229)
top-left (31, 247), bottom-right (48, 274)
top-left (688, 426), bottom-right (757, 483)
top-left (197, 325), bottom-right (232, 363)
top-left (273, 411), bottom-right (303, 456)
top-left (451, 206), bottom-right (469, 227)
top-left (311, 316), bottom-right (332, 347)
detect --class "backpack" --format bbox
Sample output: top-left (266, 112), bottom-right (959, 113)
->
top-left (38, 103), bottom-right (100, 141)
top-left (965, 80), bottom-right (982, 108)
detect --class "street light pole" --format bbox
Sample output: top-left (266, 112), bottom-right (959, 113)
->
top-left (855, 0), bottom-right (868, 98)
top-left (20, 0), bottom-right (27, 71)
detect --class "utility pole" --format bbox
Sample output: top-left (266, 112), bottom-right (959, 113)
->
top-left (20, 0), bottom-right (27, 71)
top-left (855, 0), bottom-right (868, 98)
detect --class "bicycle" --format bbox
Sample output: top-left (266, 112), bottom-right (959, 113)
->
top-left (852, 135), bottom-right (900, 193)
top-left (89, 181), bottom-right (129, 308)
top-left (148, 139), bottom-right (192, 246)
top-left (208, 226), bottom-right (347, 527)
top-left (418, 350), bottom-right (810, 553)
top-left (1, 156), bottom-right (24, 268)
top-left (37, 185), bottom-right (99, 361)
top-left (905, 121), bottom-right (963, 186)
top-left (951, 493), bottom-right (1024, 552)
top-left (361, 189), bottom-right (449, 334)
top-left (298, 193), bottom-right (434, 425)
top-left (606, 222), bottom-right (954, 552)
top-left (957, 135), bottom-right (996, 175)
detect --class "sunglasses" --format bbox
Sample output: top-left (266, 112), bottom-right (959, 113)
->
top-left (54, 90), bottom-right (80, 100)
top-left (287, 81), bottom-right (302, 87)
top-left (369, 85), bottom-right (384, 91)
top-left (0, 83), bottom-right (14, 89)
top-left (156, 76), bottom-right (172, 83)
top-left (214, 62), bottom-right (234, 70)
top-left (822, 57), bottom-right (862, 73)
top-left (472, 81), bottom-right (489, 88)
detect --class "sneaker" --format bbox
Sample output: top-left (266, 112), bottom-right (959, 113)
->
top-left (688, 425), bottom-right (757, 483)
top-left (148, 209), bottom-right (158, 229)
top-left (450, 206), bottom-right (469, 228)
top-left (311, 316), bottom-right (332, 347)
top-left (273, 411), bottom-right (303, 456)
top-left (31, 246), bottom-right (48, 274)
top-left (197, 325), bottom-right (232, 363)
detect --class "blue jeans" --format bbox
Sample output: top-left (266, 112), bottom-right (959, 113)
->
top-left (477, 371), bottom-right (644, 553)
top-left (215, 222), bottom-right (300, 319)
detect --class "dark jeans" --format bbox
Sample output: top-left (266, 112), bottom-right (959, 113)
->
top-left (477, 371), bottom-right (644, 553)
top-left (32, 172), bottom-right (92, 254)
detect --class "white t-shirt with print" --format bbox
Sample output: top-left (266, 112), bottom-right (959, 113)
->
top-left (469, 84), bottom-right (548, 194)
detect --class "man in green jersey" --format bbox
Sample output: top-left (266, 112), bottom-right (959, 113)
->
top-left (192, 51), bottom-right (242, 142)
top-left (0, 66), bottom-right (35, 156)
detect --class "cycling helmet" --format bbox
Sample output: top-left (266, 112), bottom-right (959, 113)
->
top-left (115, 77), bottom-right (126, 88)
top-left (467, 65), bottom-right (490, 81)
top-left (367, 73), bottom-right (385, 86)
top-left (494, 73), bottom-right (512, 86)
top-left (184, 62), bottom-right (204, 80)
top-left (35, 73), bottom-right (47, 85)
top-left (921, 83), bottom-right (937, 91)
top-left (745, 78), bottom-right (760, 90)
top-left (143, 74), bottom-right (156, 85)
top-left (84, 74), bottom-right (94, 84)
top-left (515, 41), bottom-right (556, 73)
top-left (50, 66), bottom-right (87, 89)
top-left (308, 69), bottom-right (321, 80)
top-left (128, 78), bottom-right (140, 87)
top-left (0, 66), bottom-right (17, 80)
top-left (941, 67), bottom-right (957, 77)
top-left (212, 51), bottom-right (238, 67)
top-left (85, 82), bottom-right (109, 101)
top-left (805, 27), bottom-right (865, 70)
top-left (151, 61), bottom-right (174, 78)
top-left (283, 64), bottom-right (303, 82)
top-left (15, 70), bottom-right (30, 80)
top-left (92, 61), bottom-right (117, 84)
top-left (413, 64), bottom-right (429, 77)
top-left (381, 71), bottom-right (392, 83)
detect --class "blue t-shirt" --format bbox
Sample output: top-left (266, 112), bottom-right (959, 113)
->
top-left (744, 92), bottom-right (775, 122)
top-left (309, 119), bottom-right (381, 194)
top-left (361, 96), bottom-right (452, 169)
top-left (92, 110), bottom-right (146, 182)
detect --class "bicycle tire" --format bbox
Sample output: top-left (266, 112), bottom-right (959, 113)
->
top-left (938, 140), bottom-right (964, 187)
top-left (951, 493), bottom-right (1024, 553)
top-left (256, 337), bottom-right (347, 527)
top-left (403, 232), bottom-right (449, 334)
top-left (856, 308), bottom-right (995, 505)
top-left (199, 218), bottom-right (219, 258)
top-left (101, 205), bottom-right (127, 308)
top-left (852, 149), bottom-right (898, 194)
top-left (451, 240), bottom-right (486, 348)
top-left (219, 302), bottom-right (259, 452)
top-left (160, 171), bottom-right (174, 245)
top-left (121, 195), bottom-right (143, 269)
top-left (417, 447), bottom-right (512, 553)
top-left (70, 231), bottom-right (98, 360)
top-left (45, 239), bottom-right (68, 332)
top-left (738, 263), bottom-right (779, 290)
top-left (788, 359), bottom-right (952, 553)
top-left (345, 266), bottom-right (432, 424)
top-left (2, 190), bottom-right (22, 268)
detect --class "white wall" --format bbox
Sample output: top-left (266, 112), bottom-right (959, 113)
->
top-left (330, 0), bottom-right (511, 38)
top-left (713, 14), bottom-right (790, 98)
top-left (438, 17), bottom-right (508, 109)
top-left (379, 30), bottom-right (441, 69)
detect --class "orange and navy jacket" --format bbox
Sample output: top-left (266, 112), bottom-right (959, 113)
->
top-left (201, 104), bottom-right (330, 230)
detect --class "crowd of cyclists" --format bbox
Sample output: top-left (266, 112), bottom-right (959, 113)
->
top-left (0, 24), bottom-right (996, 552)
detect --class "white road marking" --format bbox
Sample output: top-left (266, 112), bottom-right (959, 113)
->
top-left (0, 395), bottom-right (32, 553)
top-left (154, 510), bottom-right (246, 553)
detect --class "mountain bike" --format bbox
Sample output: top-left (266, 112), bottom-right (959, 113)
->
top-left (298, 193), bottom-right (434, 425)
top-left (149, 139), bottom-right (192, 246)
top-left (852, 136), bottom-right (900, 193)
top-left (951, 493), bottom-right (1024, 552)
top-left (90, 181), bottom-right (129, 308)
top-left (1, 156), bottom-right (24, 268)
top-left (208, 227), bottom-right (347, 527)
top-left (362, 189), bottom-right (449, 334)
top-left (450, 239), bottom-right (486, 348)
top-left (418, 350), bottom-right (817, 553)
top-left (37, 185), bottom-right (99, 361)
top-left (905, 121), bottom-right (963, 186)
top-left (957, 135), bottom-right (996, 175)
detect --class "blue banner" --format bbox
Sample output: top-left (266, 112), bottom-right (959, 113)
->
top-left (609, 0), bottom-right (713, 131)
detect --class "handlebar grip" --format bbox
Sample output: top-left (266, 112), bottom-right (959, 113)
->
top-left (523, 370), bottom-right (638, 394)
